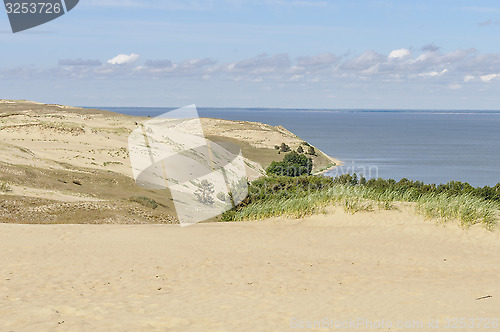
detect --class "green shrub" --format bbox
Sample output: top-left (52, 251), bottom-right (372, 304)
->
top-left (130, 196), bottom-right (160, 209)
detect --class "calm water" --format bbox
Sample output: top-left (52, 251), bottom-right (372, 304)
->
top-left (93, 107), bottom-right (500, 187)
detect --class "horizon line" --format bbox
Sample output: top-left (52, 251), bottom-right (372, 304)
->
top-left (80, 105), bottom-right (500, 112)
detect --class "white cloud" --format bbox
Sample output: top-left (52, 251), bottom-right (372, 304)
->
top-left (464, 75), bottom-right (475, 82)
top-left (479, 73), bottom-right (499, 82)
top-left (414, 52), bottom-right (434, 63)
top-left (5, 48), bottom-right (500, 90)
top-left (418, 69), bottom-right (448, 78)
top-left (388, 48), bottom-right (411, 59)
top-left (107, 53), bottom-right (140, 65)
top-left (418, 71), bottom-right (439, 77)
top-left (340, 50), bottom-right (385, 72)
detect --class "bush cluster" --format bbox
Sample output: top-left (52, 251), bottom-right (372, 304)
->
top-left (266, 151), bottom-right (313, 177)
top-left (130, 196), bottom-right (160, 209)
top-left (333, 174), bottom-right (500, 203)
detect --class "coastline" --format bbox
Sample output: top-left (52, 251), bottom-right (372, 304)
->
top-left (313, 156), bottom-right (343, 176)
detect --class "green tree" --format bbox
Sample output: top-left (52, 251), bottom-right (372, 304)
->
top-left (266, 151), bottom-right (313, 177)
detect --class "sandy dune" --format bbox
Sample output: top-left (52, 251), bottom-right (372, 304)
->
top-left (1, 100), bottom-right (339, 225)
top-left (1, 208), bottom-right (498, 331)
top-left (0, 100), bottom-right (338, 181)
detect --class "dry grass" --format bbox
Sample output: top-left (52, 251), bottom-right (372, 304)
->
top-left (0, 162), bottom-right (177, 224)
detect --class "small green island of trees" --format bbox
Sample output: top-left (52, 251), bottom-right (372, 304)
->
top-left (266, 151), bottom-right (313, 177)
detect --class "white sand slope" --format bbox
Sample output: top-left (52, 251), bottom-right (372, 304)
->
top-left (1, 208), bottom-right (498, 331)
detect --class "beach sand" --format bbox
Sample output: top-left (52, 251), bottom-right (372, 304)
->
top-left (1, 208), bottom-right (499, 331)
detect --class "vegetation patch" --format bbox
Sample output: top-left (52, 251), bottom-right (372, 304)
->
top-left (222, 174), bottom-right (500, 230)
top-left (103, 161), bottom-right (123, 167)
top-left (0, 181), bottom-right (12, 192)
top-left (266, 151), bottom-right (313, 177)
top-left (130, 196), bottom-right (161, 209)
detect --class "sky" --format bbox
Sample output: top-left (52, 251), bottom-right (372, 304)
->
top-left (1, 0), bottom-right (500, 109)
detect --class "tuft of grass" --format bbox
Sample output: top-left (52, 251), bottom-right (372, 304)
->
top-left (103, 161), bottom-right (123, 167)
top-left (343, 197), bottom-right (373, 214)
top-left (130, 196), bottom-right (160, 209)
top-left (377, 200), bottom-right (394, 210)
top-left (0, 181), bottom-right (12, 192)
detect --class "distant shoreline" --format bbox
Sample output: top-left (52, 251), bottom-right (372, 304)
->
top-left (87, 106), bottom-right (500, 115)
top-left (313, 158), bottom-right (343, 176)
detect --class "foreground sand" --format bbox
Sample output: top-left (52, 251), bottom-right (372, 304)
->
top-left (1, 209), bottom-right (499, 331)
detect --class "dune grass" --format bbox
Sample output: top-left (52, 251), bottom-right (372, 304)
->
top-left (130, 196), bottom-right (163, 209)
top-left (231, 185), bottom-right (376, 221)
top-left (0, 181), bottom-right (12, 192)
top-left (415, 192), bottom-right (498, 230)
top-left (229, 183), bottom-right (499, 230)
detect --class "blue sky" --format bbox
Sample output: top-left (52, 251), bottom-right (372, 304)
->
top-left (1, 0), bottom-right (500, 109)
